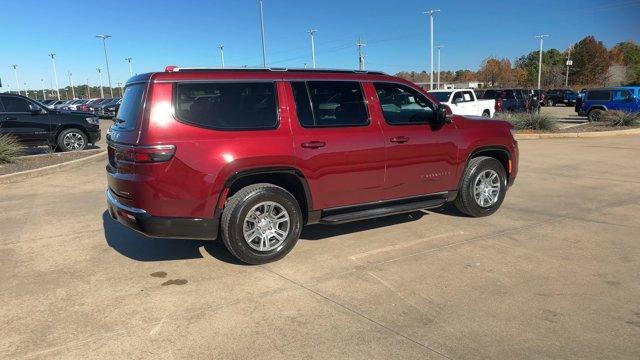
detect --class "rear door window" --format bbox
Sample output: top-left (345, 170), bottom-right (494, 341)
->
top-left (1, 96), bottom-right (31, 112)
top-left (175, 82), bottom-right (278, 130)
top-left (113, 84), bottom-right (145, 130)
top-left (291, 81), bottom-right (368, 127)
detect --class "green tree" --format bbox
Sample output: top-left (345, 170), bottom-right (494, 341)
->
top-left (610, 41), bottom-right (640, 84)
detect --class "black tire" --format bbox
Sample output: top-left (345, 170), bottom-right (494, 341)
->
top-left (453, 156), bottom-right (507, 217)
top-left (547, 100), bottom-right (555, 107)
top-left (588, 109), bottom-right (604, 122)
top-left (482, 110), bottom-right (491, 118)
top-left (57, 128), bottom-right (88, 152)
top-left (221, 183), bottom-right (302, 264)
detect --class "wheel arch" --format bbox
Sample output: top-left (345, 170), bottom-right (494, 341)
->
top-left (458, 146), bottom-right (511, 190)
top-left (219, 167), bottom-right (313, 217)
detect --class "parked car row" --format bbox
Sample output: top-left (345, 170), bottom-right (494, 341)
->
top-left (575, 86), bottom-right (640, 121)
top-left (428, 89), bottom-right (495, 118)
top-left (477, 88), bottom-right (540, 113)
top-left (39, 97), bottom-right (121, 118)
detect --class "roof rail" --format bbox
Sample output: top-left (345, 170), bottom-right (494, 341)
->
top-left (164, 65), bottom-right (387, 75)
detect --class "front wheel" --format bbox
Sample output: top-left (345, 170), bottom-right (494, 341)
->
top-left (57, 128), bottom-right (88, 151)
top-left (221, 183), bottom-right (302, 264)
top-left (454, 156), bottom-right (507, 217)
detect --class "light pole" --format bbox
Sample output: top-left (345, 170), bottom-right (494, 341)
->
top-left (425, 9), bottom-right (440, 90)
top-left (117, 82), bottom-right (123, 97)
top-left (97, 68), bottom-right (104, 98)
top-left (436, 45), bottom-right (444, 89)
top-left (41, 79), bottom-right (46, 100)
top-left (49, 53), bottom-right (61, 100)
top-left (24, 83), bottom-right (28, 98)
top-left (125, 57), bottom-right (133, 77)
top-left (11, 65), bottom-right (21, 96)
top-left (218, 44), bottom-right (225, 68)
top-left (308, 29), bottom-right (318, 68)
top-left (356, 38), bottom-right (366, 71)
top-left (258, 0), bottom-right (267, 67)
top-left (96, 34), bottom-right (113, 97)
top-left (535, 34), bottom-right (549, 90)
top-left (565, 45), bottom-right (572, 87)
top-left (68, 71), bottom-right (76, 99)
top-left (86, 78), bottom-right (91, 98)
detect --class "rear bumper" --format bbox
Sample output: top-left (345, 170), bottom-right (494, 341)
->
top-left (106, 189), bottom-right (218, 240)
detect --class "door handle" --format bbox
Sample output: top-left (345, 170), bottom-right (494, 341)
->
top-left (390, 136), bottom-right (409, 143)
top-left (4, 117), bottom-right (17, 121)
top-left (301, 141), bottom-right (326, 149)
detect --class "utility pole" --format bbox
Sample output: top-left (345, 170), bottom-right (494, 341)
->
top-left (68, 71), bottom-right (75, 99)
top-left (11, 65), bottom-right (21, 96)
top-left (308, 29), bottom-right (318, 68)
top-left (97, 68), bottom-right (104, 98)
top-left (86, 78), bottom-right (91, 98)
top-left (437, 45), bottom-right (444, 89)
top-left (356, 38), bottom-right (366, 70)
top-left (125, 57), bottom-right (133, 77)
top-left (565, 45), bottom-right (572, 87)
top-left (218, 44), bottom-right (225, 68)
top-left (40, 79), bottom-right (46, 100)
top-left (96, 35), bottom-right (113, 97)
top-left (49, 53), bottom-right (61, 100)
top-left (258, 0), bottom-right (267, 67)
top-left (425, 9), bottom-right (440, 90)
top-left (535, 34), bottom-right (549, 90)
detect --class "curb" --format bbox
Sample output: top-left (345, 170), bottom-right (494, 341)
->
top-left (0, 151), bottom-right (107, 185)
top-left (515, 128), bottom-right (640, 140)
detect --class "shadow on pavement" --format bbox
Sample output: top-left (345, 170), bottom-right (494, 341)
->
top-left (427, 203), bottom-right (469, 218)
top-left (102, 211), bottom-right (243, 264)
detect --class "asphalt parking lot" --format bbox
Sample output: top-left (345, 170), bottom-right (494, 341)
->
top-left (1, 135), bottom-right (639, 359)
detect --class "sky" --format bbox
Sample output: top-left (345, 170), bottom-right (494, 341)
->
top-left (1, 0), bottom-right (639, 93)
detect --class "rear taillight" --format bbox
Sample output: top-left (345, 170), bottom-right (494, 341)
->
top-left (114, 145), bottom-right (176, 164)
top-left (495, 99), bottom-right (503, 112)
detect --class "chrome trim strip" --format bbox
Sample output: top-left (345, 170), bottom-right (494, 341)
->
top-left (106, 189), bottom-right (147, 215)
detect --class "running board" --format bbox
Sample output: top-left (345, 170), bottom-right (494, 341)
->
top-left (319, 198), bottom-right (446, 225)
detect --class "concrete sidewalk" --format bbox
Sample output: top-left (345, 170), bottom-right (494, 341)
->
top-left (1, 136), bottom-right (639, 359)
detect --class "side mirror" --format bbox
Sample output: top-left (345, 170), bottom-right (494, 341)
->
top-left (28, 103), bottom-right (42, 114)
top-left (433, 104), bottom-right (450, 125)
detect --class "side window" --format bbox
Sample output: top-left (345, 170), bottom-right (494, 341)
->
top-left (587, 90), bottom-right (611, 101)
top-left (483, 90), bottom-right (498, 99)
top-left (504, 90), bottom-right (515, 99)
top-left (292, 81), bottom-right (368, 127)
top-left (613, 90), bottom-right (631, 101)
top-left (0, 97), bottom-right (5, 112)
top-left (451, 91), bottom-right (464, 103)
top-left (462, 91), bottom-right (474, 102)
top-left (374, 82), bottom-right (435, 125)
top-left (2, 96), bottom-right (31, 112)
top-left (174, 82), bottom-right (278, 130)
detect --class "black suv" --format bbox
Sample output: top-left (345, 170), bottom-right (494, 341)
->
top-left (545, 89), bottom-right (578, 107)
top-left (480, 88), bottom-right (535, 112)
top-left (0, 94), bottom-right (101, 151)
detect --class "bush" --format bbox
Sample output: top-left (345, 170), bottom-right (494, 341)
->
top-left (603, 111), bottom-right (640, 127)
top-left (502, 112), bottom-right (558, 132)
top-left (0, 134), bottom-right (23, 164)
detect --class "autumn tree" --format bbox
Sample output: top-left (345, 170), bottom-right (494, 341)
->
top-left (571, 36), bottom-right (610, 86)
top-left (610, 41), bottom-right (640, 84)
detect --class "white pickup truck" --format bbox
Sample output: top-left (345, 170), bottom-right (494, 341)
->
top-left (428, 89), bottom-right (495, 118)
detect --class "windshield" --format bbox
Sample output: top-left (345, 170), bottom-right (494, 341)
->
top-left (429, 92), bottom-right (452, 102)
top-left (113, 84), bottom-right (145, 130)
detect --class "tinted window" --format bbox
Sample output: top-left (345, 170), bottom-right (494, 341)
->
top-left (613, 90), bottom-right (632, 101)
top-left (114, 84), bottom-right (145, 130)
top-left (451, 91), bottom-right (464, 103)
top-left (175, 82), bottom-right (278, 130)
top-left (482, 90), bottom-right (499, 99)
top-left (429, 92), bottom-right (452, 102)
top-left (374, 83), bottom-right (434, 125)
top-left (1, 96), bottom-right (31, 112)
top-left (292, 81), bottom-right (368, 127)
top-left (587, 90), bottom-right (611, 101)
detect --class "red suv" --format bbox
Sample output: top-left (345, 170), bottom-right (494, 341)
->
top-left (106, 67), bottom-right (518, 264)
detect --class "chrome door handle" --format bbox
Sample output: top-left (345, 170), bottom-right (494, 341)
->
top-left (390, 136), bottom-right (409, 143)
top-left (301, 141), bottom-right (326, 149)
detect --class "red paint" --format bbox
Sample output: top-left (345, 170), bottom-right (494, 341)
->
top-left (106, 69), bottom-right (518, 220)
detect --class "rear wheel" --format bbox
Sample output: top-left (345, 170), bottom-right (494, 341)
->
top-left (57, 128), bottom-right (88, 152)
top-left (454, 156), bottom-right (507, 217)
top-left (221, 183), bottom-right (302, 264)
top-left (482, 110), bottom-right (491, 118)
top-left (588, 109), bottom-right (604, 122)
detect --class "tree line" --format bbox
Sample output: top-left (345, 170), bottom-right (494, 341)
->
top-left (397, 36), bottom-right (640, 89)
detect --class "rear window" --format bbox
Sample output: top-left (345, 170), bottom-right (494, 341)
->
top-left (175, 82), bottom-right (278, 130)
top-left (587, 90), bottom-right (611, 101)
top-left (114, 84), bottom-right (145, 130)
top-left (429, 92), bottom-right (452, 102)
